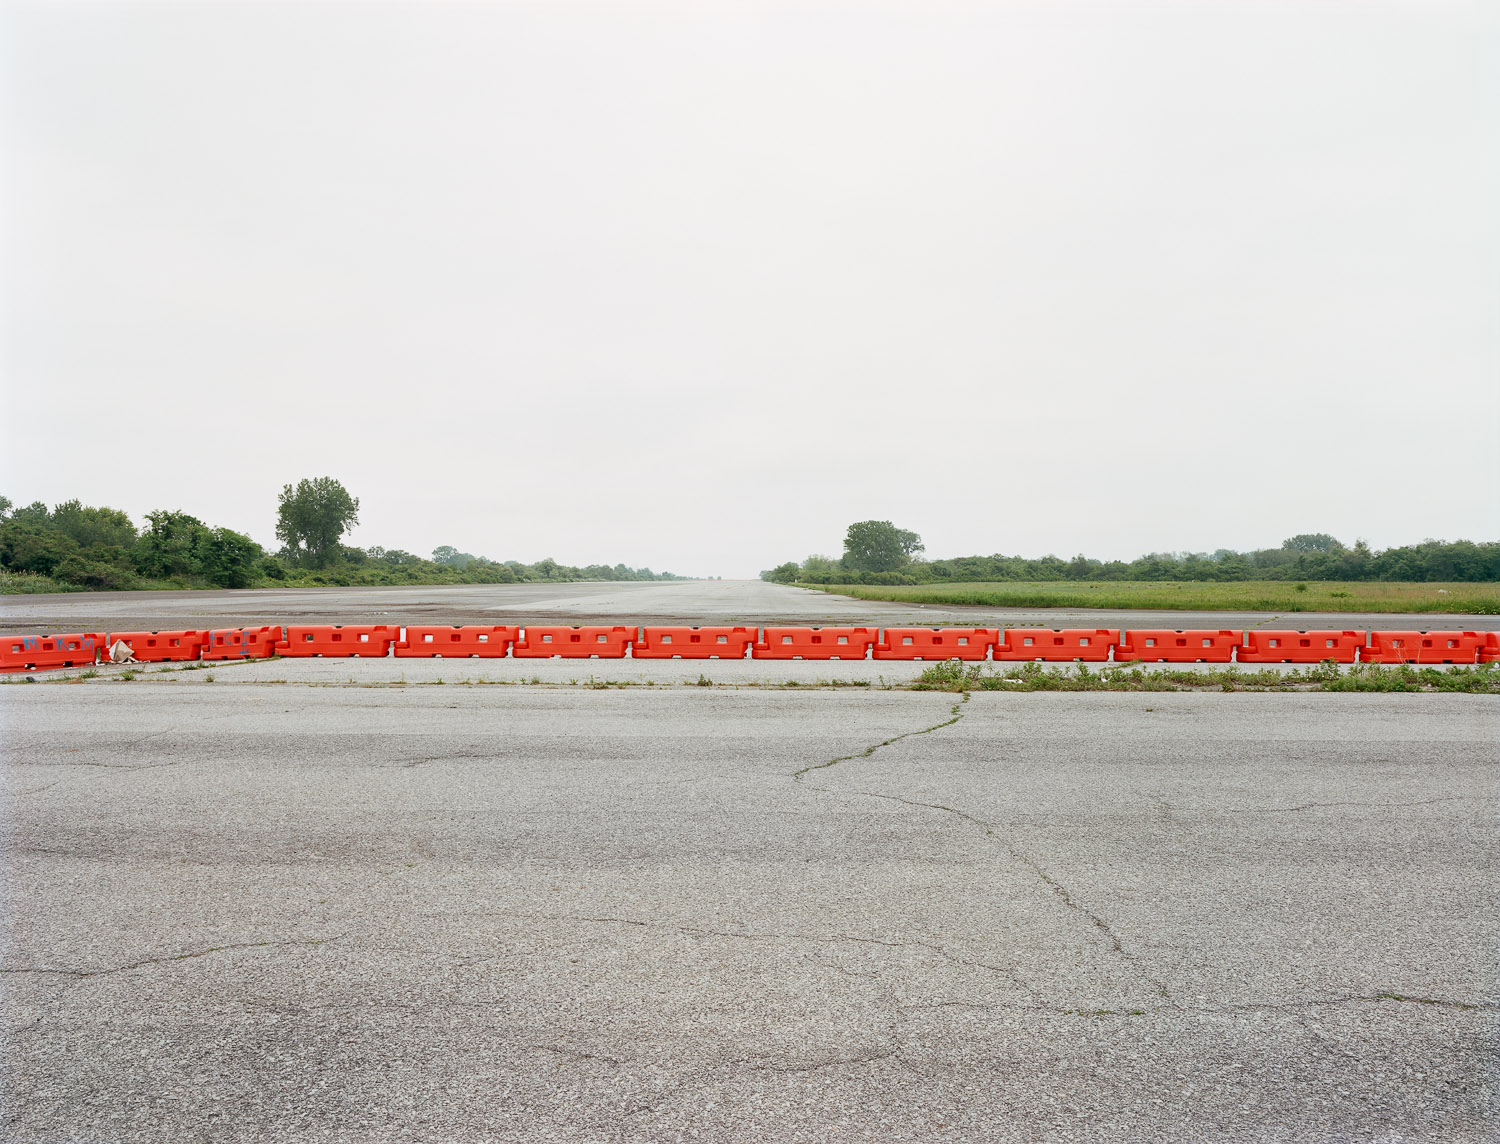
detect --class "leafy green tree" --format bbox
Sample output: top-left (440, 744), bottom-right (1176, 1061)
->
top-left (50, 499), bottom-right (138, 550)
top-left (0, 521), bottom-right (78, 575)
top-left (276, 477), bottom-right (360, 568)
top-left (432, 546), bottom-right (477, 569)
top-left (841, 521), bottom-right (923, 573)
top-left (134, 510), bottom-right (209, 578)
top-left (198, 527), bottom-right (263, 588)
top-left (1282, 533), bottom-right (1344, 554)
top-left (8, 500), bottom-right (51, 527)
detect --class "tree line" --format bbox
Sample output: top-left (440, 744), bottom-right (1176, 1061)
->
top-left (763, 521), bottom-right (1500, 585)
top-left (0, 479), bottom-right (685, 592)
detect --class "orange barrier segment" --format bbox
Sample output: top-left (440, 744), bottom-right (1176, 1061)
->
top-left (1115, 630), bottom-right (1239, 664)
top-left (513, 625), bottom-right (634, 659)
top-left (105, 630), bottom-right (208, 663)
top-left (994, 629), bottom-right (1119, 662)
top-left (203, 627), bottom-right (284, 661)
top-left (1237, 630), bottom-right (1361, 664)
top-left (396, 625), bottom-right (519, 658)
top-left (751, 627), bottom-right (876, 660)
top-left (0, 632), bottom-right (105, 673)
top-left (1482, 633), bottom-right (1500, 663)
top-left (1360, 631), bottom-right (1486, 665)
top-left (633, 626), bottom-right (756, 659)
top-left (278, 624), bottom-right (398, 658)
top-left (872, 628), bottom-right (998, 661)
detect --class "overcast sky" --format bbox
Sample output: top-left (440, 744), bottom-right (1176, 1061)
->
top-left (2, 0), bottom-right (1495, 578)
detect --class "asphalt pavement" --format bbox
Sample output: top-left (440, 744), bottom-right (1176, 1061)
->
top-left (1, 578), bottom-right (1486, 633)
top-left (2, 679), bottom-right (1496, 1142)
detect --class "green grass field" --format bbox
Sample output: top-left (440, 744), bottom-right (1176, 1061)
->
top-left (800, 580), bottom-right (1500, 615)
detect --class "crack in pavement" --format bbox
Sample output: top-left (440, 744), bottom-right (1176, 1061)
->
top-left (1253, 795), bottom-right (1499, 813)
top-left (482, 909), bottom-right (1034, 991)
top-left (894, 992), bottom-right (1497, 1017)
top-left (522, 1043), bottom-right (624, 1066)
top-left (386, 752), bottom-right (497, 769)
top-left (791, 696), bottom-right (968, 781)
top-left (0, 935), bottom-right (344, 982)
top-left (790, 693), bottom-right (1170, 999)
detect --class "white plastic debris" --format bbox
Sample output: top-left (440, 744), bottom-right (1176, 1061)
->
top-left (109, 639), bottom-right (137, 664)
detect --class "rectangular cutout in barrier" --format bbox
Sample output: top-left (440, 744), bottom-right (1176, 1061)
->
top-left (1237, 630), bottom-right (1362, 664)
top-left (994, 629), bottom-right (1120, 662)
top-left (513, 625), bottom-right (634, 658)
top-left (396, 625), bottom-right (519, 658)
top-left (1360, 631), bottom-right (1485, 665)
top-left (278, 625), bottom-right (397, 658)
top-left (1114, 630), bottom-right (1239, 664)
top-left (872, 628), bottom-right (998, 661)
top-left (203, 627), bottom-right (284, 661)
top-left (751, 627), bottom-right (876, 660)
top-left (0, 632), bottom-right (105, 673)
top-left (633, 626), bottom-right (755, 659)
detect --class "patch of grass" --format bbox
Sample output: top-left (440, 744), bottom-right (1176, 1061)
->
top-left (203, 672), bottom-right (215, 683)
top-left (907, 659), bottom-right (1500, 694)
top-left (802, 580), bottom-right (1500, 615)
top-left (0, 570), bottom-right (83, 594)
top-left (1321, 662), bottom-right (1500, 694)
top-left (116, 670), bottom-right (136, 682)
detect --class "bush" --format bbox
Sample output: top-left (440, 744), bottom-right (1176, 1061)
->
top-left (53, 555), bottom-right (133, 590)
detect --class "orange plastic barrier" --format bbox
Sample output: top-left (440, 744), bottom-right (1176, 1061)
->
top-left (1361, 631), bottom-right (1486, 665)
top-left (0, 632), bottom-right (105, 673)
top-left (278, 624), bottom-right (397, 658)
top-left (1483, 633), bottom-right (1500, 663)
top-left (396, 625), bottom-right (518, 658)
top-left (203, 627), bottom-right (284, 661)
top-left (751, 627), bottom-right (876, 660)
top-left (1115, 630), bottom-right (1239, 664)
top-left (633, 626), bottom-right (756, 659)
top-left (513, 625), bottom-right (634, 658)
top-left (105, 630), bottom-right (208, 663)
top-left (1237, 630), bottom-right (1361, 664)
top-left (994, 629), bottom-right (1119, 662)
top-left (873, 628), bottom-right (998, 661)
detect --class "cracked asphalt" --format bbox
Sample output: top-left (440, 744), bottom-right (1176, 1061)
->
top-left (2, 683), bottom-right (1497, 1142)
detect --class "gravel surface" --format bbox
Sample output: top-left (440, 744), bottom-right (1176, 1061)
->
top-left (2, 683), bottom-right (1496, 1141)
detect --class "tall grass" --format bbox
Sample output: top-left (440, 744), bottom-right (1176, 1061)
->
top-left (0, 571), bottom-right (82, 595)
top-left (802, 580), bottom-right (1500, 615)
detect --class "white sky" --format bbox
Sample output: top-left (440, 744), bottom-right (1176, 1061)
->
top-left (2, 0), bottom-right (1496, 577)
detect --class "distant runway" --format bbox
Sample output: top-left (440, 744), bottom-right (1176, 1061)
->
top-left (0, 577), bottom-right (1482, 632)
top-left (3, 684), bottom-right (1496, 1141)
